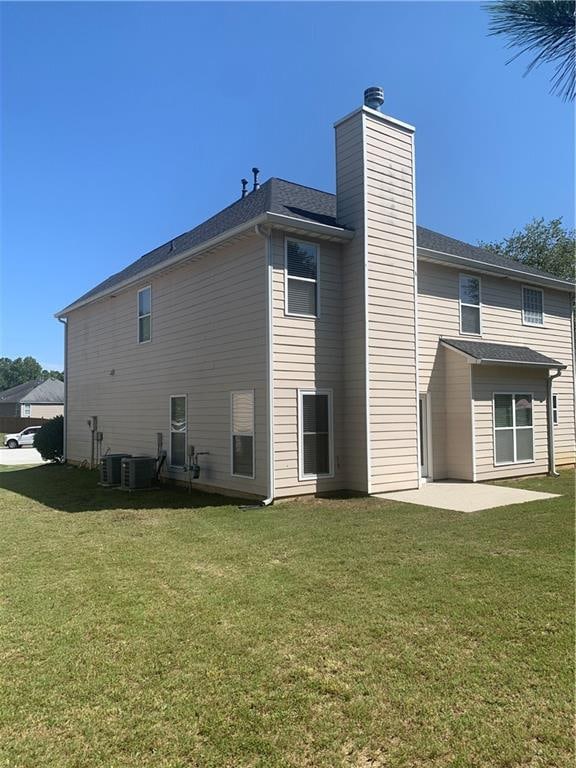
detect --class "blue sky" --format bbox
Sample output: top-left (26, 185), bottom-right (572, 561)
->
top-left (1, 1), bottom-right (573, 370)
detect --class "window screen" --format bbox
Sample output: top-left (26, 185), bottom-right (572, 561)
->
top-left (300, 392), bottom-right (331, 477)
top-left (286, 240), bottom-right (318, 316)
top-left (231, 391), bottom-right (254, 477)
top-left (522, 287), bottom-right (543, 326)
top-left (138, 287), bottom-right (151, 343)
top-left (170, 395), bottom-right (186, 467)
top-left (459, 275), bottom-right (481, 334)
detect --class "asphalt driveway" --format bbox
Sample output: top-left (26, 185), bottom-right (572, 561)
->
top-left (0, 447), bottom-right (46, 465)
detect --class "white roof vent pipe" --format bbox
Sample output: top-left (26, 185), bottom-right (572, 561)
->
top-left (364, 86), bottom-right (384, 111)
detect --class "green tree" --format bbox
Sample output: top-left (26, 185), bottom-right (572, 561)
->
top-left (479, 217), bottom-right (575, 281)
top-left (0, 357), bottom-right (63, 391)
top-left (486, 1), bottom-right (576, 101)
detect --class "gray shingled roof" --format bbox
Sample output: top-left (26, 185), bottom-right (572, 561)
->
top-left (442, 338), bottom-right (566, 368)
top-left (63, 178), bottom-right (572, 311)
top-left (0, 378), bottom-right (64, 404)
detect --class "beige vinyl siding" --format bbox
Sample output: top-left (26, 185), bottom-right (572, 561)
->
top-left (29, 404), bottom-right (64, 418)
top-left (65, 232), bottom-right (268, 497)
top-left (335, 111), bottom-right (369, 491)
top-left (271, 232), bottom-right (345, 496)
top-left (364, 113), bottom-right (419, 493)
top-left (473, 366), bottom-right (548, 481)
top-left (418, 259), bottom-right (575, 478)
top-left (443, 348), bottom-right (474, 480)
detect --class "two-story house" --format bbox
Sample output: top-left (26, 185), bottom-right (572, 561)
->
top-left (56, 88), bottom-right (575, 500)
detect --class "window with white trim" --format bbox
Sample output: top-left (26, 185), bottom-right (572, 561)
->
top-left (138, 286), bottom-right (151, 343)
top-left (459, 274), bottom-right (481, 334)
top-left (286, 239), bottom-right (318, 317)
top-left (299, 390), bottom-right (333, 478)
top-left (552, 394), bottom-right (558, 426)
top-left (170, 395), bottom-right (187, 468)
top-left (494, 393), bottom-right (534, 465)
top-left (522, 286), bottom-right (544, 326)
top-left (231, 391), bottom-right (254, 478)
top-left (21, 404), bottom-right (31, 417)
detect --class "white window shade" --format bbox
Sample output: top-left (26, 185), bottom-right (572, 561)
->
top-left (286, 239), bottom-right (318, 317)
top-left (231, 391), bottom-right (254, 478)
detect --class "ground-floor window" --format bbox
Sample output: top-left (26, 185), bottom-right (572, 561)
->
top-left (298, 389), bottom-right (333, 480)
top-left (231, 391), bottom-right (254, 478)
top-left (21, 404), bottom-right (31, 417)
top-left (170, 395), bottom-right (187, 468)
top-left (493, 393), bottom-right (534, 465)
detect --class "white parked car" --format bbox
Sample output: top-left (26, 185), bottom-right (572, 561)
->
top-left (3, 426), bottom-right (43, 449)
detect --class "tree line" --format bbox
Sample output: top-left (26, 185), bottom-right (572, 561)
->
top-left (0, 357), bottom-right (64, 392)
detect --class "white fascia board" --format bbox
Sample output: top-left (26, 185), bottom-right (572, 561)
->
top-left (55, 212), bottom-right (354, 317)
top-left (265, 212), bottom-right (354, 240)
top-left (418, 248), bottom-right (575, 292)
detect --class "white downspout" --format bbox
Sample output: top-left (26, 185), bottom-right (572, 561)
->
top-left (255, 223), bottom-right (275, 505)
top-left (547, 367), bottom-right (563, 477)
top-left (57, 316), bottom-right (68, 462)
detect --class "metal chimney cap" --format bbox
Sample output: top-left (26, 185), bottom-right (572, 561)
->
top-left (364, 86), bottom-right (384, 111)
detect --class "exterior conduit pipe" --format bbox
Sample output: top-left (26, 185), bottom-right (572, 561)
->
top-left (254, 223), bottom-right (275, 506)
top-left (547, 367), bottom-right (563, 477)
top-left (58, 316), bottom-right (68, 463)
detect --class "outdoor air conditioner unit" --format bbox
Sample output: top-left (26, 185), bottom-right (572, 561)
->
top-left (120, 456), bottom-right (157, 491)
top-left (99, 454), bottom-right (132, 487)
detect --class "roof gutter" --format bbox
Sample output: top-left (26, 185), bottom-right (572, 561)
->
top-left (418, 247), bottom-right (575, 292)
top-left (55, 213), bottom-right (353, 318)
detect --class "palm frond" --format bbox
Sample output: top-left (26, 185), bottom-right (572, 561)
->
top-left (485, 0), bottom-right (575, 101)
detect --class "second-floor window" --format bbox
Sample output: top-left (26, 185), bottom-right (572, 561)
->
top-left (459, 274), bottom-right (481, 335)
top-left (522, 286), bottom-right (544, 326)
top-left (138, 286), bottom-right (151, 343)
top-left (286, 239), bottom-right (318, 317)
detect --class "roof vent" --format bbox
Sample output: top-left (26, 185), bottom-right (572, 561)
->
top-left (364, 86), bottom-right (384, 111)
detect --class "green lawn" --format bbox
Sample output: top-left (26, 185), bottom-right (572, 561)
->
top-left (0, 465), bottom-right (573, 768)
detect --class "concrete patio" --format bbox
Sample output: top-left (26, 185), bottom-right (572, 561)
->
top-left (375, 480), bottom-right (560, 512)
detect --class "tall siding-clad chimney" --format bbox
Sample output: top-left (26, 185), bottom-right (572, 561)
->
top-left (335, 89), bottom-right (419, 494)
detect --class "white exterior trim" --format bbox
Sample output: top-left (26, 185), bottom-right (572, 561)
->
top-left (230, 389), bottom-right (255, 479)
top-left (297, 388), bottom-right (334, 481)
top-left (361, 112), bottom-right (372, 494)
top-left (411, 131), bottom-right (422, 487)
top-left (470, 366), bottom-right (477, 482)
top-left (492, 391), bottom-right (536, 467)
top-left (521, 284), bottom-right (545, 327)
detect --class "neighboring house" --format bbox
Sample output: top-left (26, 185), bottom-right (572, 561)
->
top-left (0, 379), bottom-right (64, 419)
top-left (56, 88), bottom-right (575, 499)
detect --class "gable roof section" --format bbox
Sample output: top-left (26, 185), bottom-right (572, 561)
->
top-left (0, 378), bottom-right (64, 404)
top-left (57, 178), bottom-right (574, 316)
top-left (441, 338), bottom-right (566, 369)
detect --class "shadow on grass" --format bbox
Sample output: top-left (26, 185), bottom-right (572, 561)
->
top-left (0, 464), bottom-right (245, 513)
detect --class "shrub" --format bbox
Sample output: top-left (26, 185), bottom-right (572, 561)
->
top-left (34, 415), bottom-right (64, 463)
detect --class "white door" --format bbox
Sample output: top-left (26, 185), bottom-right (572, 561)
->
top-left (419, 396), bottom-right (429, 478)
